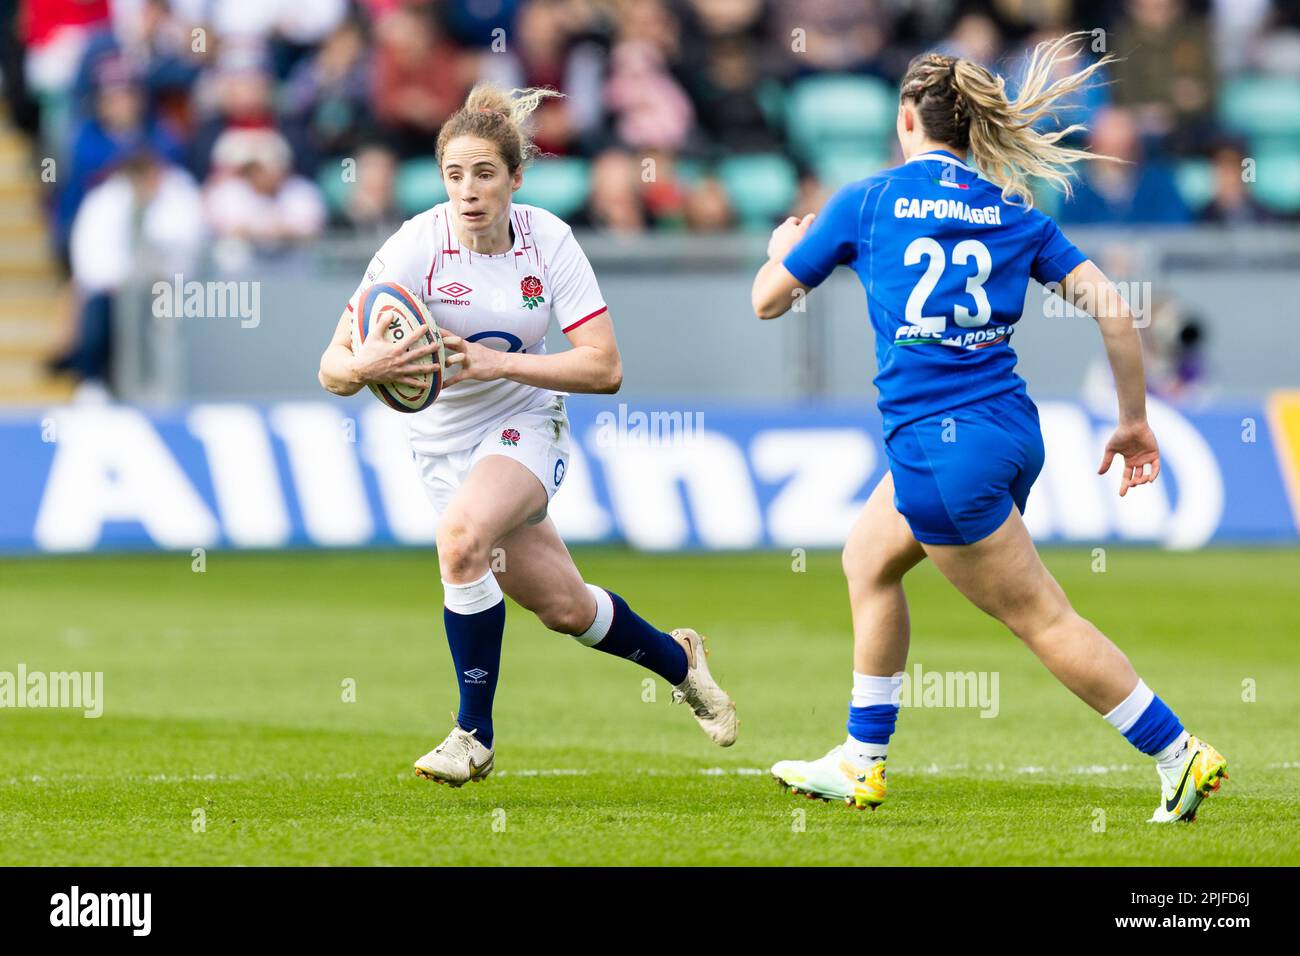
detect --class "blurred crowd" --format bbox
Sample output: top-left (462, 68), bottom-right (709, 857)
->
top-left (5, 0), bottom-right (1299, 392)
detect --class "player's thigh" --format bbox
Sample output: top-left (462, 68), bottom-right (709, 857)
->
top-left (842, 472), bottom-right (926, 587)
top-left (920, 506), bottom-right (1069, 636)
top-left (437, 454), bottom-right (550, 560)
top-left (494, 517), bottom-right (593, 634)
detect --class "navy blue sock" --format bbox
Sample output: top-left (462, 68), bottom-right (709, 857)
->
top-left (590, 589), bottom-right (688, 685)
top-left (443, 598), bottom-right (505, 749)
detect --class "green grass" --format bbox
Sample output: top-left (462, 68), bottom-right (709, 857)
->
top-left (0, 547), bottom-right (1296, 866)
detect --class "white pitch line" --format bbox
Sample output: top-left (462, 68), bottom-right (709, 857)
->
top-left (4, 761), bottom-right (1295, 787)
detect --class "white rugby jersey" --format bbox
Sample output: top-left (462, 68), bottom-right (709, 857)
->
top-left (347, 202), bottom-right (608, 454)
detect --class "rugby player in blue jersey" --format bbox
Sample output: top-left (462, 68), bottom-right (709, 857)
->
top-left (752, 35), bottom-right (1226, 822)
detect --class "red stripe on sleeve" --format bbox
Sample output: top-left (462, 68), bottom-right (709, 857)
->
top-left (561, 306), bottom-right (607, 333)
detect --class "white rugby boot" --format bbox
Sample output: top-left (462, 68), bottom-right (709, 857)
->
top-left (670, 628), bottom-right (738, 747)
top-left (414, 724), bottom-right (494, 787)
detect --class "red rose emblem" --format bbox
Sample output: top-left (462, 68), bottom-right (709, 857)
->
top-left (500, 428), bottom-right (521, 446)
top-left (521, 276), bottom-right (543, 297)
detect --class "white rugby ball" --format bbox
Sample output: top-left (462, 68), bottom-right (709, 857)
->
top-left (351, 281), bottom-right (446, 412)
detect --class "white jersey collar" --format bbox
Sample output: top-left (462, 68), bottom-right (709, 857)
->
top-left (906, 150), bottom-right (975, 172)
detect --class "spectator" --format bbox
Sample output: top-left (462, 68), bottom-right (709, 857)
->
top-left (769, 0), bottom-right (896, 79)
top-left (681, 33), bottom-right (782, 154)
top-left (54, 54), bottom-right (184, 262)
top-left (1110, 0), bottom-right (1215, 152)
top-left (189, 44), bottom-right (315, 180)
top-left (479, 0), bottom-right (605, 156)
top-left (604, 1), bottom-right (695, 154)
top-left (52, 147), bottom-right (204, 389)
top-left (1059, 107), bottom-right (1191, 225)
top-left (340, 143), bottom-right (402, 234)
top-left (683, 175), bottom-right (733, 232)
top-left (579, 148), bottom-right (648, 233)
top-left (935, 12), bottom-right (1002, 69)
top-left (1200, 139), bottom-right (1276, 225)
top-left (203, 128), bottom-right (327, 250)
top-left (370, 5), bottom-right (471, 158)
top-left (281, 18), bottom-right (374, 160)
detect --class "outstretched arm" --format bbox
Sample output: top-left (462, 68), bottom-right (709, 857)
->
top-left (1058, 259), bottom-right (1160, 496)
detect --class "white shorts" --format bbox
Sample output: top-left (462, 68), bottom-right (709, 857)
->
top-left (413, 395), bottom-right (571, 526)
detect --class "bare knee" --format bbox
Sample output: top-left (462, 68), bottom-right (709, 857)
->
top-left (843, 537), bottom-right (908, 592)
top-left (535, 595), bottom-right (595, 636)
top-left (436, 516), bottom-right (490, 581)
top-left (1004, 595), bottom-right (1076, 646)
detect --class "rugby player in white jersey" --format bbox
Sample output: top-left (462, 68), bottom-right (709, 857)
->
top-left (318, 83), bottom-right (736, 786)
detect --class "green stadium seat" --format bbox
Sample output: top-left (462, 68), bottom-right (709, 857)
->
top-left (1250, 150), bottom-right (1300, 213)
top-left (395, 157), bottom-right (447, 216)
top-left (514, 157), bottom-right (590, 219)
top-left (716, 153), bottom-right (798, 227)
top-left (1175, 158), bottom-right (1215, 213)
top-left (813, 149), bottom-right (891, 189)
top-left (316, 160), bottom-right (355, 216)
top-left (1220, 75), bottom-right (1300, 144)
top-left (673, 157), bottom-right (709, 187)
top-left (785, 74), bottom-right (896, 161)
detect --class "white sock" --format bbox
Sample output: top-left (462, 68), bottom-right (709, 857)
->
top-left (441, 570), bottom-right (503, 615)
top-left (843, 672), bottom-right (901, 766)
top-left (1154, 731), bottom-right (1191, 775)
top-left (572, 584), bottom-right (614, 647)
top-left (843, 735), bottom-right (888, 767)
top-left (1102, 679), bottom-right (1154, 734)
top-left (851, 671), bottom-right (903, 708)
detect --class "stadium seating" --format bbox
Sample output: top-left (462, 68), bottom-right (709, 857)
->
top-left (1220, 75), bottom-right (1300, 146)
top-left (785, 74), bottom-right (896, 161)
top-left (814, 147), bottom-right (892, 189)
top-left (316, 160), bottom-right (354, 215)
top-left (1174, 158), bottom-right (1215, 213)
top-left (514, 157), bottom-right (590, 219)
top-left (716, 153), bottom-right (798, 227)
top-left (395, 158), bottom-right (449, 216)
top-left (1251, 149), bottom-right (1300, 212)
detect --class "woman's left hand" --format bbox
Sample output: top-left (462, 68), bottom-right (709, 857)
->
top-left (766, 213), bottom-right (815, 262)
top-left (1098, 420), bottom-right (1161, 497)
top-left (439, 331), bottom-right (506, 388)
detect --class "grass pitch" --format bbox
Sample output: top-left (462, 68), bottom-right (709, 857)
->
top-left (0, 546), bottom-right (1296, 866)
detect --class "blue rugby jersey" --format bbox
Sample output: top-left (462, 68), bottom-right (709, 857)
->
top-left (783, 150), bottom-right (1087, 437)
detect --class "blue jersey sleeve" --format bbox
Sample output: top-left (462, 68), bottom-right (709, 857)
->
top-left (1030, 214), bottom-right (1087, 285)
top-left (783, 180), bottom-right (871, 287)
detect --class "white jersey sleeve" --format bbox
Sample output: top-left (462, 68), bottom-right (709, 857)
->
top-left (546, 227), bottom-right (608, 333)
top-left (346, 215), bottom-right (428, 316)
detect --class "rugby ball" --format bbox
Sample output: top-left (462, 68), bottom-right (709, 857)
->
top-left (351, 281), bottom-right (446, 413)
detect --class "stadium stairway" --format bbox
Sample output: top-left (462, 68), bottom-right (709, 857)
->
top-left (0, 102), bottom-right (75, 406)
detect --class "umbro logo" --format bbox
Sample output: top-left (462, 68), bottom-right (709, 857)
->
top-left (438, 282), bottom-right (472, 305)
top-left (463, 668), bottom-right (489, 683)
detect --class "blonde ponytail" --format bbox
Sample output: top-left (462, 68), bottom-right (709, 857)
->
top-left (901, 33), bottom-right (1118, 208)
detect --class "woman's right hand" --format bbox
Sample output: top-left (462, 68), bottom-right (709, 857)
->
top-left (351, 311), bottom-right (444, 388)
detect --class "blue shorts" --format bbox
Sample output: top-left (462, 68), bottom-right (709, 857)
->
top-left (886, 389), bottom-right (1045, 546)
